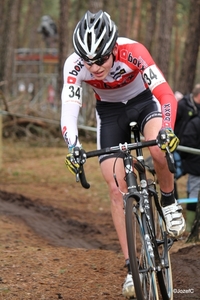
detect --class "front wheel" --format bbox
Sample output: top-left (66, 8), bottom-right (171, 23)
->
top-left (125, 196), bottom-right (159, 300)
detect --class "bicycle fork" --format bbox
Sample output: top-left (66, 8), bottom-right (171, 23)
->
top-left (123, 153), bottom-right (156, 259)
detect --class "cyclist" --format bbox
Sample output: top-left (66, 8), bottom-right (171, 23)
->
top-left (61, 10), bottom-right (186, 299)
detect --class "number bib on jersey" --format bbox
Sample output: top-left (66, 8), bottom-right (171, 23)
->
top-left (143, 64), bottom-right (166, 91)
top-left (62, 83), bottom-right (82, 106)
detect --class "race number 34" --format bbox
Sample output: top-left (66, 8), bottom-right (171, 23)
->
top-left (143, 64), bottom-right (166, 90)
top-left (68, 85), bottom-right (81, 99)
top-left (63, 83), bottom-right (82, 106)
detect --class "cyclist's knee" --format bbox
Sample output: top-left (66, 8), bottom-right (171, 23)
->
top-left (109, 182), bottom-right (126, 205)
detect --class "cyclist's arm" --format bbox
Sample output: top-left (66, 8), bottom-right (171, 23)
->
top-left (132, 42), bottom-right (177, 129)
top-left (61, 55), bottom-right (83, 150)
top-left (61, 99), bottom-right (81, 150)
top-left (143, 64), bottom-right (177, 129)
top-left (147, 79), bottom-right (177, 130)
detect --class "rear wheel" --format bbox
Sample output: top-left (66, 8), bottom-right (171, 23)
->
top-left (152, 199), bottom-right (173, 300)
top-left (148, 185), bottom-right (173, 300)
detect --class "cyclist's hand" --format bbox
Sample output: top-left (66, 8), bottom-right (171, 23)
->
top-left (157, 128), bottom-right (179, 153)
top-left (65, 153), bottom-right (79, 175)
top-left (65, 147), bottom-right (86, 175)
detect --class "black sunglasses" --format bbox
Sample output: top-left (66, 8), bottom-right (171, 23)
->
top-left (84, 53), bottom-right (112, 66)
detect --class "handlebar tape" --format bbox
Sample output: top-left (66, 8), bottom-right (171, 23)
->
top-left (79, 165), bottom-right (90, 189)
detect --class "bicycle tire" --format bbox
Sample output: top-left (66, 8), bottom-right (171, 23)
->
top-left (125, 196), bottom-right (160, 299)
top-left (151, 197), bottom-right (173, 300)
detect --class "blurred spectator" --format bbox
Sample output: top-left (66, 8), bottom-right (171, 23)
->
top-left (180, 114), bottom-right (200, 231)
top-left (37, 15), bottom-right (58, 48)
top-left (174, 84), bottom-right (200, 138)
top-left (174, 91), bottom-right (183, 101)
top-left (47, 83), bottom-right (55, 108)
top-left (174, 84), bottom-right (200, 231)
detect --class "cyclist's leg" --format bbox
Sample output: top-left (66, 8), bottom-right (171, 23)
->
top-left (96, 100), bottom-right (135, 297)
top-left (100, 158), bottom-right (137, 298)
top-left (143, 118), bottom-right (174, 193)
top-left (143, 117), bottom-right (185, 237)
top-left (100, 157), bottom-right (129, 259)
top-left (96, 100), bottom-right (131, 260)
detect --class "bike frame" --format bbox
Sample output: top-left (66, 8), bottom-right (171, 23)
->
top-left (121, 124), bottom-right (173, 299)
top-left (74, 122), bottom-right (175, 299)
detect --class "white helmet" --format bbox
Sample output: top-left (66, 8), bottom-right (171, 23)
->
top-left (73, 10), bottom-right (118, 61)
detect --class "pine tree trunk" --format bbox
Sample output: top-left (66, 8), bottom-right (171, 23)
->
top-left (155, 0), bottom-right (176, 79)
top-left (178, 0), bottom-right (200, 94)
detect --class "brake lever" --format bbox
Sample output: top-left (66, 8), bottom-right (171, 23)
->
top-left (165, 147), bottom-right (176, 174)
top-left (75, 172), bottom-right (80, 183)
top-left (73, 147), bottom-right (90, 189)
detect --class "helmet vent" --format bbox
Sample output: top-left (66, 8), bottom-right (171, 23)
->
top-left (94, 19), bottom-right (100, 30)
top-left (87, 33), bottom-right (91, 51)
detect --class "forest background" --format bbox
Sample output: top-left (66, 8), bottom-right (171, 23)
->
top-left (0, 0), bottom-right (200, 138)
top-left (1, 3), bottom-right (200, 299)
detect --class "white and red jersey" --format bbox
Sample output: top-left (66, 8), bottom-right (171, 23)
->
top-left (61, 37), bottom-right (177, 149)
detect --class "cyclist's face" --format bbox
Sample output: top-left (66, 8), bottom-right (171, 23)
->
top-left (83, 44), bottom-right (118, 80)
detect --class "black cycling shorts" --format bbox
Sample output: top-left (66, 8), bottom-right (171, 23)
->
top-left (96, 89), bottom-right (162, 163)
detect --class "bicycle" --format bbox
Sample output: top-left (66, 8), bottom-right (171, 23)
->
top-left (71, 122), bottom-right (176, 300)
